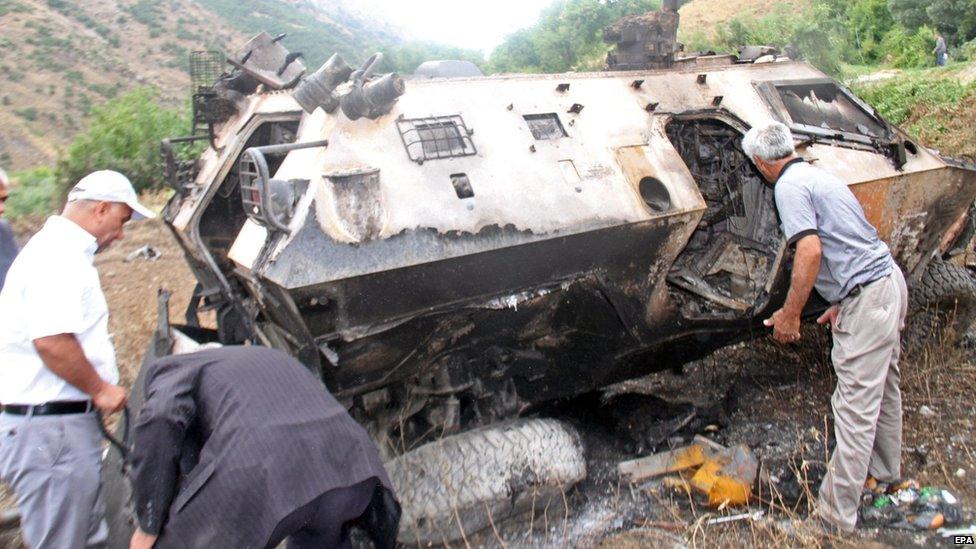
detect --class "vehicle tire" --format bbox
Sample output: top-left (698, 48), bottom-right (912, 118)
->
top-left (386, 418), bottom-right (586, 546)
top-left (903, 259), bottom-right (976, 353)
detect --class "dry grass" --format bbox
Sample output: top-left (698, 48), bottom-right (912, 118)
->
top-left (677, 0), bottom-right (808, 42)
top-left (902, 91), bottom-right (976, 159)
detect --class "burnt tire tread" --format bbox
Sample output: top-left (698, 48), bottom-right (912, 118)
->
top-left (904, 259), bottom-right (976, 352)
top-left (386, 418), bottom-right (586, 545)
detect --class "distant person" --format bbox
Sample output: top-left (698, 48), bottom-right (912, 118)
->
top-left (934, 33), bottom-right (948, 66)
top-left (743, 122), bottom-right (908, 533)
top-left (0, 170), bottom-right (154, 548)
top-left (0, 168), bottom-right (17, 290)
top-left (129, 346), bottom-right (401, 549)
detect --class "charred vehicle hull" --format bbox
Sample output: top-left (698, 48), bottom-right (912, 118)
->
top-left (163, 46), bottom-right (976, 453)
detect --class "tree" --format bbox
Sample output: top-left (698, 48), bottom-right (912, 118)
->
top-left (56, 88), bottom-right (188, 196)
top-left (925, 0), bottom-right (976, 44)
top-left (889, 0), bottom-right (976, 44)
top-left (888, 0), bottom-right (931, 31)
top-left (848, 0), bottom-right (895, 62)
top-left (487, 0), bottom-right (659, 74)
top-left (715, 2), bottom-right (845, 74)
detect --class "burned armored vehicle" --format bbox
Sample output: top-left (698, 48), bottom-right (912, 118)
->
top-left (134, 22), bottom-right (976, 544)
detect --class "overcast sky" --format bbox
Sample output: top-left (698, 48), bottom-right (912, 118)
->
top-left (353, 0), bottom-right (554, 54)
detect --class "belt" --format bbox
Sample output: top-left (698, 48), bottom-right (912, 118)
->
top-left (1, 400), bottom-right (94, 416)
top-left (842, 274), bottom-right (888, 302)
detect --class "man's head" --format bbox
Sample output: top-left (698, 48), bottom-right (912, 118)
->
top-left (62, 170), bottom-right (155, 253)
top-left (741, 122), bottom-right (798, 184)
top-left (0, 168), bottom-right (9, 218)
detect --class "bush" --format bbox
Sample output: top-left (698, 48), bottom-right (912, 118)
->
top-left (715, 2), bottom-right (844, 74)
top-left (960, 39), bottom-right (976, 61)
top-left (852, 73), bottom-right (973, 125)
top-left (55, 88), bottom-right (189, 196)
top-left (15, 107), bottom-right (37, 121)
top-left (880, 24), bottom-right (937, 68)
top-left (6, 167), bottom-right (58, 218)
top-left (487, 0), bottom-right (659, 74)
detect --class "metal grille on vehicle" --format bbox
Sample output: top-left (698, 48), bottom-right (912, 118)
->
top-left (396, 115), bottom-right (477, 164)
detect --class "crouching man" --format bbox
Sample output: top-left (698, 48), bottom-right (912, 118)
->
top-left (129, 346), bottom-right (400, 549)
top-left (743, 122), bottom-right (908, 532)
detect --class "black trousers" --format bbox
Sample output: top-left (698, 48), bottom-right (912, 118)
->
top-left (264, 477), bottom-right (400, 549)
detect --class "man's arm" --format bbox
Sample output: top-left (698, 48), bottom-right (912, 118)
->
top-left (131, 361), bottom-right (197, 538)
top-left (764, 234), bottom-right (822, 343)
top-left (33, 333), bottom-right (126, 413)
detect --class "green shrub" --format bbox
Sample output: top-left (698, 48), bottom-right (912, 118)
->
top-left (15, 108), bottom-right (37, 121)
top-left (880, 24), bottom-right (937, 68)
top-left (852, 74), bottom-right (973, 125)
top-left (960, 39), bottom-right (976, 61)
top-left (715, 2), bottom-right (844, 74)
top-left (6, 167), bottom-right (58, 218)
top-left (486, 0), bottom-right (660, 74)
top-left (55, 88), bottom-right (189, 196)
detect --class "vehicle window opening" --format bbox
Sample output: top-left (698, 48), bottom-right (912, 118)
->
top-left (775, 82), bottom-right (886, 137)
top-left (665, 117), bottom-right (783, 316)
top-left (396, 115), bottom-right (477, 164)
top-left (450, 173), bottom-right (474, 199)
top-left (524, 113), bottom-right (568, 140)
top-left (198, 119), bottom-right (299, 270)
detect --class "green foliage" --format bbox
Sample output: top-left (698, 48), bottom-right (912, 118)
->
top-left (960, 39), bottom-right (976, 61)
top-left (128, 0), bottom-right (161, 28)
top-left (924, 0), bottom-right (976, 44)
top-left (15, 108), bottom-right (37, 121)
top-left (55, 89), bottom-right (188, 196)
top-left (488, 0), bottom-right (659, 74)
top-left (6, 167), bottom-right (58, 217)
top-left (847, 0), bottom-right (895, 62)
top-left (880, 24), bottom-right (936, 68)
top-left (194, 0), bottom-right (400, 70)
top-left (887, 0), bottom-right (930, 30)
top-left (715, 2), bottom-right (845, 74)
top-left (888, 0), bottom-right (976, 45)
top-left (0, 0), bottom-right (30, 15)
top-left (852, 72), bottom-right (973, 124)
top-left (383, 42), bottom-right (484, 74)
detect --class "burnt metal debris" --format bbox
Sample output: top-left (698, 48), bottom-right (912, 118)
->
top-left (157, 30), bottom-right (976, 459)
top-left (604, 0), bottom-right (683, 70)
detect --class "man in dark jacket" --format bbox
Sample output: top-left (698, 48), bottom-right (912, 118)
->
top-left (128, 346), bottom-right (400, 549)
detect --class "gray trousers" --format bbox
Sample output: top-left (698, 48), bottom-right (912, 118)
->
top-left (818, 267), bottom-right (908, 531)
top-left (0, 412), bottom-right (108, 548)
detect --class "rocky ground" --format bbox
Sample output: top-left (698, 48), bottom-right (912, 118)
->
top-left (469, 327), bottom-right (976, 547)
top-left (2, 218), bottom-right (975, 548)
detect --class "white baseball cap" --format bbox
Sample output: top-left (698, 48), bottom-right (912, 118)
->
top-left (67, 170), bottom-right (156, 220)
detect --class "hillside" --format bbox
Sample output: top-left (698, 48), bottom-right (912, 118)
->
top-left (0, 0), bottom-right (402, 172)
top-left (677, 0), bottom-right (808, 44)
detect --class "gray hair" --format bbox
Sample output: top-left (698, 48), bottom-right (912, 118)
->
top-left (742, 122), bottom-right (795, 162)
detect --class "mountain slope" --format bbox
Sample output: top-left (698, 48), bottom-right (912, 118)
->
top-left (0, 0), bottom-right (402, 172)
top-left (677, 0), bottom-right (808, 43)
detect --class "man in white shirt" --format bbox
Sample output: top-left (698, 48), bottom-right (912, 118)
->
top-left (0, 170), bottom-right (155, 548)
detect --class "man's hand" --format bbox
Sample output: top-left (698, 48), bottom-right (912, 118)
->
top-left (92, 382), bottom-right (127, 414)
top-left (817, 305), bottom-right (839, 328)
top-left (764, 308), bottom-right (802, 343)
top-left (130, 527), bottom-right (158, 549)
